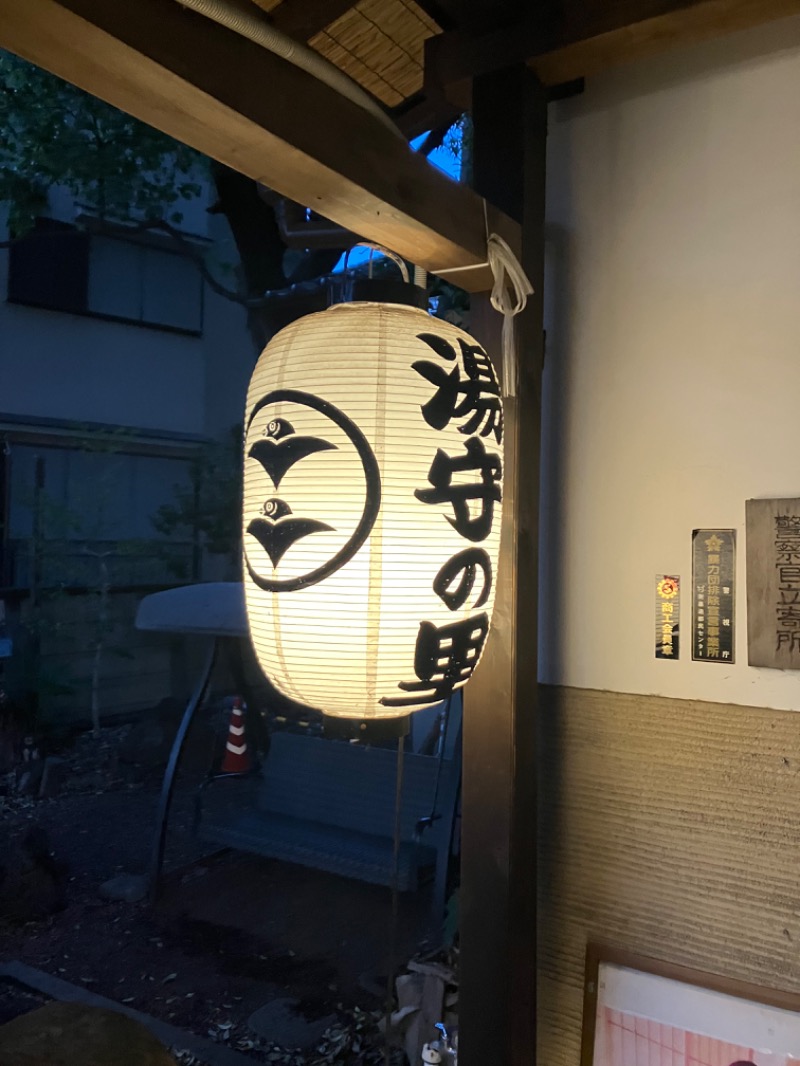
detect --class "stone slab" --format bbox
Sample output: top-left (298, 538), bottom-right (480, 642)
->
top-left (99, 874), bottom-right (149, 904)
top-left (247, 997), bottom-right (335, 1050)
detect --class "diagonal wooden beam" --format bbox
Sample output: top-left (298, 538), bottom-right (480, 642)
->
top-left (426, 0), bottom-right (800, 98)
top-left (0, 0), bottom-right (518, 292)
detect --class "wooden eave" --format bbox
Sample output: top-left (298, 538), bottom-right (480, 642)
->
top-left (0, 0), bottom-right (516, 292)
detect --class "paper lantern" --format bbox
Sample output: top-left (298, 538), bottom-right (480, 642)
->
top-left (243, 300), bottom-right (503, 719)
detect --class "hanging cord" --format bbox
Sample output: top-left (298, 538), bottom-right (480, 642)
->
top-left (485, 228), bottom-right (534, 398)
top-left (342, 242), bottom-right (410, 283)
top-left (414, 696), bottom-right (452, 842)
top-left (384, 731), bottom-right (406, 1066)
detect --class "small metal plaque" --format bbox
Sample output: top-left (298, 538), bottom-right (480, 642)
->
top-left (691, 529), bottom-right (735, 663)
top-left (655, 575), bottom-right (680, 660)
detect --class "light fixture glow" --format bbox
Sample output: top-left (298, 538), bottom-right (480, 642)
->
top-left (243, 301), bottom-right (503, 719)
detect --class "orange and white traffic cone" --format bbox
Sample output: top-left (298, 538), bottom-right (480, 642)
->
top-left (221, 696), bottom-right (251, 773)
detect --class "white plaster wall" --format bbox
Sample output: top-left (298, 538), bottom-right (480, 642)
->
top-left (541, 15), bottom-right (800, 710)
top-left (0, 297), bottom-right (205, 435)
top-left (0, 200), bottom-right (251, 439)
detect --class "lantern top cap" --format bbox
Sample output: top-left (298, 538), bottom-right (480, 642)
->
top-left (332, 276), bottom-right (427, 310)
top-left (324, 297), bottom-right (429, 313)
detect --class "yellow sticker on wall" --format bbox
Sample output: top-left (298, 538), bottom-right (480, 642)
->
top-left (655, 574), bottom-right (680, 660)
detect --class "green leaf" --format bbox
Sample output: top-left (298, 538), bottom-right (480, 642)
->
top-left (0, 49), bottom-right (209, 232)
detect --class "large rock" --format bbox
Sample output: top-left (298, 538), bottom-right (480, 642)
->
top-left (0, 1003), bottom-right (175, 1066)
top-left (0, 826), bottom-right (67, 922)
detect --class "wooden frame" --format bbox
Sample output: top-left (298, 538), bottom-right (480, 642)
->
top-left (582, 943), bottom-right (800, 1066)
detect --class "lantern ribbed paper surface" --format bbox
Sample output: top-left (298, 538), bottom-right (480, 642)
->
top-left (243, 302), bottom-right (503, 718)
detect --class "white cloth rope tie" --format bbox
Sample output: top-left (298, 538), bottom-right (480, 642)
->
top-left (486, 233), bottom-right (533, 398)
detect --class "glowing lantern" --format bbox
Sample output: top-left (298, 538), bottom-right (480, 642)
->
top-left (243, 300), bottom-right (503, 719)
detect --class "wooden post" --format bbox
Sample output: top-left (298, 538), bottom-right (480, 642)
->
top-left (459, 65), bottom-right (546, 1066)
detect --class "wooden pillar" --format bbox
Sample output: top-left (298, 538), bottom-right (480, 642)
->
top-left (460, 66), bottom-right (547, 1066)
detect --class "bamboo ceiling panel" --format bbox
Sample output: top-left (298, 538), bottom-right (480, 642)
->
top-left (309, 0), bottom-right (441, 107)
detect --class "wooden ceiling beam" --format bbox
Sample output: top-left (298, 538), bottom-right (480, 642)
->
top-left (426, 0), bottom-right (800, 97)
top-left (0, 0), bottom-right (518, 292)
top-left (414, 0), bottom-right (515, 34)
top-left (258, 0), bottom-right (360, 43)
top-left (391, 90), bottom-right (461, 140)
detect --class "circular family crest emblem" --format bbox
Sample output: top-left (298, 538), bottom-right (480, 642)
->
top-left (244, 389), bottom-right (380, 592)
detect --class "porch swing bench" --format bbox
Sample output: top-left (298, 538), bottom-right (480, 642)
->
top-left (199, 728), bottom-right (461, 895)
top-left (135, 582), bottom-right (461, 917)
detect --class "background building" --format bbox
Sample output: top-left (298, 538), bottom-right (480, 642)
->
top-left (0, 185), bottom-right (254, 721)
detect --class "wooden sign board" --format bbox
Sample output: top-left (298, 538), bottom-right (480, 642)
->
top-left (746, 498), bottom-right (800, 669)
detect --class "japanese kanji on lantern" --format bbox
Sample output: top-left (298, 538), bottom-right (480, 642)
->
top-left (242, 300), bottom-right (504, 719)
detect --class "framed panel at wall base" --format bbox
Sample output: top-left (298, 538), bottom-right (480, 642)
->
top-left (581, 945), bottom-right (800, 1066)
top-left (746, 498), bottom-right (800, 668)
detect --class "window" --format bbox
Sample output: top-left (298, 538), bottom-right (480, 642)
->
top-left (8, 219), bottom-right (203, 335)
top-left (4, 441), bottom-right (197, 589)
top-left (7, 218), bottom-right (89, 315)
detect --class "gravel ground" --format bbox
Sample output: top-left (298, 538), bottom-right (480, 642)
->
top-left (0, 724), bottom-right (435, 1064)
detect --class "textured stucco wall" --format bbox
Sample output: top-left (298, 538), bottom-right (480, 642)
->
top-left (537, 685), bottom-right (800, 1063)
